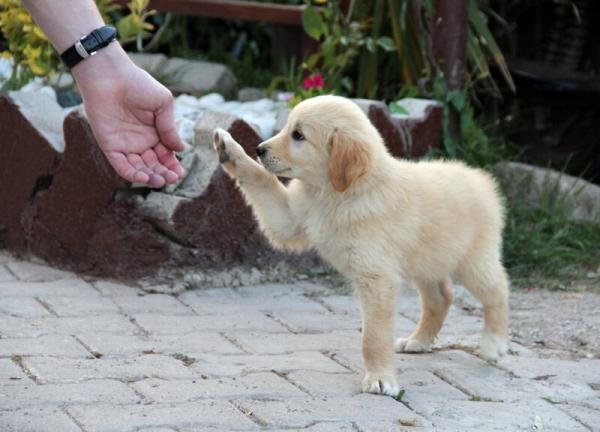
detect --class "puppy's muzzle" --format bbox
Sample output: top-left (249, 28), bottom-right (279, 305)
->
top-left (256, 144), bottom-right (268, 158)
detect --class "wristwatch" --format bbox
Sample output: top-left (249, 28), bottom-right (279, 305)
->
top-left (60, 25), bottom-right (118, 69)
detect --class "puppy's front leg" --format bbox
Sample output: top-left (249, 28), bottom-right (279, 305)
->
top-left (212, 129), bottom-right (309, 251)
top-left (357, 277), bottom-right (400, 397)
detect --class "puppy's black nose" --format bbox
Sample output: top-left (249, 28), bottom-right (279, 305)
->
top-left (256, 145), bottom-right (267, 157)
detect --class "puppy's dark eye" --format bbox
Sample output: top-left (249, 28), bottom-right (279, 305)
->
top-left (292, 130), bottom-right (305, 141)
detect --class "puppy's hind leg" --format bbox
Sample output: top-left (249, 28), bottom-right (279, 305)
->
top-left (459, 256), bottom-right (509, 362)
top-left (395, 278), bottom-right (453, 353)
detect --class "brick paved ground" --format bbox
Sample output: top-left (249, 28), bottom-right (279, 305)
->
top-left (0, 253), bottom-right (598, 431)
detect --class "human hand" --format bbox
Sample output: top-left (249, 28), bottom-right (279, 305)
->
top-left (73, 44), bottom-right (185, 188)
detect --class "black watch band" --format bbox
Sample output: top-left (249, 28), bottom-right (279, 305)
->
top-left (60, 25), bottom-right (118, 69)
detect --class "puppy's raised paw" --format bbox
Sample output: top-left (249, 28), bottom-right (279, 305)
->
top-left (362, 372), bottom-right (400, 397)
top-left (212, 128), bottom-right (250, 176)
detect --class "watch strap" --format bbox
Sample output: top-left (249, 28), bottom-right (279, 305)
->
top-left (60, 25), bottom-right (117, 69)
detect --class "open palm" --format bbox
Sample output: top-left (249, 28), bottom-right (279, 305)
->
top-left (80, 65), bottom-right (185, 188)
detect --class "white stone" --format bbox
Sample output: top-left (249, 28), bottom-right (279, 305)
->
top-left (7, 90), bottom-right (65, 152)
top-left (390, 97), bottom-right (443, 120)
top-left (197, 92), bottom-right (226, 109)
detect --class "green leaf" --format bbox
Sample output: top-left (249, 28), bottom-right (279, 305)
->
top-left (389, 100), bottom-right (409, 115)
top-left (447, 89), bottom-right (466, 111)
top-left (302, 6), bottom-right (326, 40)
top-left (377, 36), bottom-right (395, 52)
top-left (365, 37), bottom-right (375, 53)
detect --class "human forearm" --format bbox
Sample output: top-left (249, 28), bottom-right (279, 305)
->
top-left (22, 0), bottom-right (105, 52)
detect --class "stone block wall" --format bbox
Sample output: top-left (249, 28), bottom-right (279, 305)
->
top-left (0, 91), bottom-right (441, 281)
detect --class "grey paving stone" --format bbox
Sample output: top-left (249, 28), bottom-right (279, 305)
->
top-left (333, 348), bottom-right (491, 375)
top-left (192, 352), bottom-right (349, 377)
top-left (394, 370), bottom-right (470, 417)
top-left (136, 429), bottom-right (178, 432)
top-left (0, 265), bottom-right (16, 282)
top-left (560, 404), bottom-right (600, 432)
top-left (0, 379), bottom-right (139, 409)
top-left (286, 370), bottom-right (362, 397)
top-left (179, 288), bottom-right (328, 315)
top-left (37, 295), bottom-right (119, 316)
top-left (6, 260), bottom-right (75, 282)
top-left (76, 332), bottom-right (242, 357)
top-left (269, 422), bottom-right (357, 432)
top-left (93, 280), bottom-right (145, 296)
top-left (67, 401), bottom-right (259, 432)
top-left (236, 283), bottom-right (327, 298)
top-left (0, 358), bottom-right (29, 386)
top-left (426, 399), bottom-right (588, 431)
top-left (280, 311), bottom-right (416, 334)
top-left (0, 335), bottom-right (90, 358)
top-left (436, 365), bottom-right (599, 405)
top-left (112, 294), bottom-right (194, 315)
top-left (23, 355), bottom-right (197, 384)
top-left (0, 406), bottom-right (81, 432)
top-left (502, 356), bottom-right (600, 382)
top-left (0, 278), bottom-right (99, 297)
top-left (0, 314), bottom-right (139, 337)
top-left (234, 394), bottom-right (419, 429)
top-left (354, 418), bottom-right (434, 431)
top-left (316, 295), bottom-right (360, 315)
top-left (133, 311), bottom-right (287, 334)
top-left (133, 372), bottom-right (306, 402)
top-left (227, 330), bottom-right (362, 354)
top-left (0, 297), bottom-right (52, 317)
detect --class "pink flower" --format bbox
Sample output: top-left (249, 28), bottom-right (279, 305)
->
top-left (303, 73), bottom-right (325, 90)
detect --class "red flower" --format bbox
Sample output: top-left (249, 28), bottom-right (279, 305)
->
top-left (303, 73), bottom-right (325, 90)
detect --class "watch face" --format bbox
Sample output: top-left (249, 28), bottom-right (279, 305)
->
top-left (81, 35), bottom-right (97, 53)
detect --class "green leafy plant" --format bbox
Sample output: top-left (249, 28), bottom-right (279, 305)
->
top-left (502, 172), bottom-right (600, 289)
top-left (0, 0), bottom-right (155, 90)
top-left (301, 1), bottom-right (394, 95)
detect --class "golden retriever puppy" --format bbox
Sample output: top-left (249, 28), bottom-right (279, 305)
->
top-left (212, 95), bottom-right (509, 396)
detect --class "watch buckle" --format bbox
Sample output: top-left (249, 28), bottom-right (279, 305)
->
top-left (74, 39), bottom-right (90, 59)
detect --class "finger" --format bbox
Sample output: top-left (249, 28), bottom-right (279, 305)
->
top-left (155, 97), bottom-right (184, 152)
top-left (155, 143), bottom-right (186, 178)
top-left (140, 149), bottom-right (179, 185)
top-left (107, 151), bottom-right (150, 185)
top-left (127, 153), bottom-right (166, 188)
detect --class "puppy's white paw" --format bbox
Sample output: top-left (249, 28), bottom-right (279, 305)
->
top-left (212, 128), bottom-right (249, 175)
top-left (480, 332), bottom-right (509, 362)
top-left (362, 372), bottom-right (400, 397)
top-left (394, 337), bottom-right (433, 353)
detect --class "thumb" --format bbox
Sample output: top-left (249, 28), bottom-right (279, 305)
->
top-left (155, 96), bottom-right (184, 152)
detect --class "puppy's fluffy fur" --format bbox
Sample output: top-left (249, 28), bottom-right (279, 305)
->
top-left (213, 95), bottom-right (509, 396)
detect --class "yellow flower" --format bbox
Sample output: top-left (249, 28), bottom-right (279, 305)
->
top-left (23, 44), bottom-right (41, 62)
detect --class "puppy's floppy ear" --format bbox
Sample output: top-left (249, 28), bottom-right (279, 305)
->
top-left (328, 129), bottom-right (372, 192)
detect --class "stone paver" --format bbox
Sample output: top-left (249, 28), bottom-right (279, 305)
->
top-left (132, 372), bottom-right (306, 402)
top-left (76, 332), bottom-right (243, 357)
top-left (0, 257), bottom-right (598, 431)
top-left (66, 401), bottom-right (258, 432)
top-left (0, 379), bottom-right (140, 410)
top-left (0, 314), bottom-right (139, 337)
top-left (0, 264), bottom-right (16, 282)
top-left (0, 296), bottom-right (52, 317)
top-left (0, 335), bottom-right (91, 358)
top-left (5, 260), bottom-right (74, 282)
top-left (23, 355), bottom-right (197, 384)
top-left (0, 358), bottom-right (28, 386)
top-left (0, 406), bottom-right (81, 432)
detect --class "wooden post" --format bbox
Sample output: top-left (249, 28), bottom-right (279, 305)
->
top-left (431, 0), bottom-right (469, 145)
